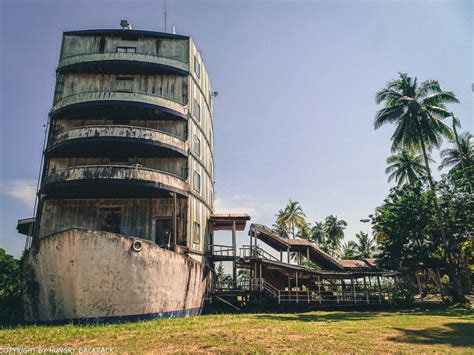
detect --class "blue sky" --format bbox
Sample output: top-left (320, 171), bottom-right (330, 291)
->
top-left (1, 0), bottom-right (472, 258)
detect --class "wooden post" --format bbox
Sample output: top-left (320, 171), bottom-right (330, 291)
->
top-left (318, 275), bottom-right (322, 304)
top-left (287, 247), bottom-right (290, 264)
top-left (351, 277), bottom-right (356, 303)
top-left (377, 275), bottom-right (382, 303)
top-left (364, 276), bottom-right (369, 304)
top-left (280, 250), bottom-right (283, 262)
top-left (288, 275), bottom-right (291, 301)
top-left (232, 221), bottom-right (237, 283)
top-left (296, 271), bottom-right (299, 303)
top-left (306, 247), bottom-right (310, 262)
top-left (249, 227), bottom-right (253, 257)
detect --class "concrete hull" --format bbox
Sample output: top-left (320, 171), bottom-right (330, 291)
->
top-left (25, 228), bottom-right (209, 323)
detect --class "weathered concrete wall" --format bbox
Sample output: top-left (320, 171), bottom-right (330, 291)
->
top-left (58, 73), bottom-right (188, 105)
top-left (26, 229), bottom-right (208, 321)
top-left (53, 119), bottom-right (186, 140)
top-left (50, 125), bottom-right (187, 153)
top-left (39, 198), bottom-right (188, 243)
top-left (48, 157), bottom-right (187, 179)
top-left (61, 35), bottom-right (189, 63)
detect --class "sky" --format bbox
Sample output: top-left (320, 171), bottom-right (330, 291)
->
top-left (0, 0), bottom-right (472, 259)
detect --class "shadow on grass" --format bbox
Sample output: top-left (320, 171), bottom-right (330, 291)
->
top-left (252, 309), bottom-right (473, 323)
top-left (388, 322), bottom-right (474, 348)
top-left (253, 311), bottom-right (378, 322)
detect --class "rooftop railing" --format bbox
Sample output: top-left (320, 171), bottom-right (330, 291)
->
top-left (59, 50), bottom-right (189, 72)
top-left (51, 90), bottom-right (188, 118)
top-left (42, 165), bottom-right (188, 195)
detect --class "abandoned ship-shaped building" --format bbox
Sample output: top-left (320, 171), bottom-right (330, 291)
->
top-left (17, 26), bottom-right (253, 322)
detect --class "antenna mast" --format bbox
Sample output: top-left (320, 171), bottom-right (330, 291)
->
top-left (164, 0), bottom-right (167, 32)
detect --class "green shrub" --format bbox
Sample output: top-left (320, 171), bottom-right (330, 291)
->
top-left (388, 281), bottom-right (417, 308)
top-left (0, 248), bottom-right (24, 324)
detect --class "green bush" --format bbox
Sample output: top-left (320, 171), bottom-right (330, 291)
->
top-left (388, 281), bottom-right (418, 308)
top-left (0, 248), bottom-right (24, 324)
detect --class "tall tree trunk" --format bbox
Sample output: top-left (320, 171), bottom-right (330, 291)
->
top-left (415, 118), bottom-right (467, 303)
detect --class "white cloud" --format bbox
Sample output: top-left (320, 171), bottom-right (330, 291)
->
top-left (214, 191), bottom-right (279, 224)
top-left (0, 179), bottom-right (37, 209)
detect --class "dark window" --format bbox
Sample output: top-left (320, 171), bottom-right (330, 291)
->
top-left (155, 218), bottom-right (173, 248)
top-left (99, 37), bottom-right (106, 53)
top-left (98, 207), bottom-right (122, 234)
top-left (116, 46), bottom-right (136, 54)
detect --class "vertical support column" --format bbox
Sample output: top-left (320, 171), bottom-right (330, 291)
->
top-left (232, 220), bottom-right (237, 284)
top-left (172, 192), bottom-right (177, 247)
top-left (351, 277), bottom-right (356, 303)
top-left (249, 227), bottom-right (253, 257)
top-left (296, 271), bottom-right (299, 304)
top-left (318, 275), bottom-right (322, 303)
top-left (306, 247), bottom-right (310, 262)
top-left (364, 276), bottom-right (369, 304)
top-left (280, 251), bottom-right (283, 262)
top-left (377, 275), bottom-right (382, 303)
top-left (288, 274), bottom-right (291, 301)
top-left (287, 247), bottom-right (290, 264)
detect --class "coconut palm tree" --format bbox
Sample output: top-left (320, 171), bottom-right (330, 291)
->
top-left (375, 73), bottom-right (458, 191)
top-left (272, 222), bottom-right (289, 239)
top-left (275, 200), bottom-right (306, 239)
top-left (439, 131), bottom-right (473, 171)
top-left (297, 221), bottom-right (312, 240)
top-left (354, 231), bottom-right (377, 258)
top-left (339, 241), bottom-right (357, 259)
top-left (310, 221), bottom-right (326, 244)
top-left (385, 149), bottom-right (431, 186)
top-left (324, 215), bottom-right (347, 254)
top-left (375, 73), bottom-right (468, 303)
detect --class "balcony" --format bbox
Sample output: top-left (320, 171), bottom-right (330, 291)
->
top-left (47, 125), bottom-right (187, 158)
top-left (58, 51), bottom-right (189, 75)
top-left (41, 165), bottom-right (188, 198)
top-left (51, 91), bottom-right (188, 120)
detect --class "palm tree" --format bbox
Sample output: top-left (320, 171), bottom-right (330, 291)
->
top-left (354, 231), bottom-right (377, 258)
top-left (385, 149), bottom-right (430, 186)
top-left (324, 215), bottom-right (347, 254)
top-left (297, 221), bottom-right (312, 240)
top-left (439, 131), bottom-right (473, 171)
top-left (375, 73), bottom-right (458, 191)
top-left (310, 221), bottom-right (326, 244)
top-left (272, 221), bottom-right (289, 239)
top-left (275, 200), bottom-right (306, 239)
top-left (339, 241), bottom-right (357, 259)
top-left (375, 73), bottom-right (467, 303)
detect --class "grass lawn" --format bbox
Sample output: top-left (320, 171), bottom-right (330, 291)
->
top-left (1, 309), bottom-right (473, 353)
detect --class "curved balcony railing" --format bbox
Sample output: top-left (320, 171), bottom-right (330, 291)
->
top-left (51, 91), bottom-right (188, 119)
top-left (58, 51), bottom-right (189, 73)
top-left (48, 125), bottom-right (187, 156)
top-left (42, 165), bottom-right (188, 196)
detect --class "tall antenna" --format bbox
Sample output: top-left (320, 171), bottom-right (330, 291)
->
top-left (164, 0), bottom-right (167, 32)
